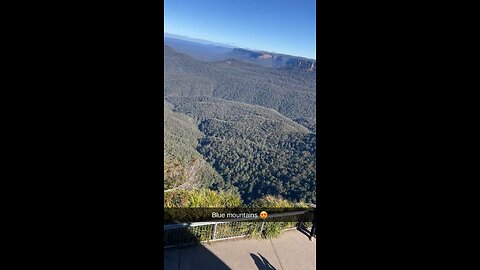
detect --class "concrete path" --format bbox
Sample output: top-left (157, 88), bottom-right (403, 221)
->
top-left (164, 229), bottom-right (316, 270)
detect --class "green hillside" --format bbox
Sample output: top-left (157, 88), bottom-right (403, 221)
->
top-left (164, 46), bottom-right (316, 124)
top-left (164, 46), bottom-right (316, 204)
top-left (164, 99), bottom-right (224, 189)
top-left (166, 96), bottom-right (316, 204)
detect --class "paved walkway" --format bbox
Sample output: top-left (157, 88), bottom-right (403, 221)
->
top-left (164, 229), bottom-right (316, 270)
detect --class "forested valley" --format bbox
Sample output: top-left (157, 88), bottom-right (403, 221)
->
top-left (164, 43), bottom-right (316, 205)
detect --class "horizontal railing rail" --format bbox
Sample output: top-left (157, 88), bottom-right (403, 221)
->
top-left (164, 210), bottom-right (313, 248)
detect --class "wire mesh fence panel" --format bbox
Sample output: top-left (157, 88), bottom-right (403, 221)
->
top-left (214, 221), bottom-right (254, 240)
top-left (261, 214), bottom-right (303, 238)
top-left (164, 225), bottom-right (214, 247)
top-left (164, 211), bottom-right (313, 248)
top-left (189, 224), bottom-right (215, 242)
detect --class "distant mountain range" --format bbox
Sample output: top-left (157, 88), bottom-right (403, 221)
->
top-left (164, 33), bottom-right (236, 48)
top-left (164, 34), bottom-right (316, 71)
top-left (164, 36), bottom-right (233, 62)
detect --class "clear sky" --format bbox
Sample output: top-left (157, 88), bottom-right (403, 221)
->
top-left (164, 0), bottom-right (316, 59)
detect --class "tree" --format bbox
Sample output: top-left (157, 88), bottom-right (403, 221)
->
top-left (164, 157), bottom-right (204, 192)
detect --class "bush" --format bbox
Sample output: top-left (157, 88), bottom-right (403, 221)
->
top-left (250, 195), bottom-right (294, 208)
top-left (164, 188), bottom-right (243, 208)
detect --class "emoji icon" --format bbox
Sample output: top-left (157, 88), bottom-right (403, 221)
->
top-left (260, 211), bottom-right (268, 219)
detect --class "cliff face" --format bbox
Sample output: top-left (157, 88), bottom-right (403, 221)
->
top-left (224, 48), bottom-right (315, 71)
top-left (228, 48), bottom-right (263, 60)
top-left (285, 58), bottom-right (316, 71)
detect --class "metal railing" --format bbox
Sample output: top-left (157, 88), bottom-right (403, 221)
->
top-left (164, 210), bottom-right (312, 248)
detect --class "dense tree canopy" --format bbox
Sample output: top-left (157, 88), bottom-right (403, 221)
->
top-left (164, 46), bottom-right (316, 206)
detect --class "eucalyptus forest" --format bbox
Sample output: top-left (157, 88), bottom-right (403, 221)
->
top-left (164, 40), bottom-right (316, 206)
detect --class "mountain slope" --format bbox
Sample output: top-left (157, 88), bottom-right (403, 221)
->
top-left (163, 46), bottom-right (317, 203)
top-left (164, 45), bottom-right (316, 122)
top-left (164, 99), bottom-right (225, 189)
top-left (222, 48), bottom-right (316, 70)
top-left (166, 96), bottom-right (316, 203)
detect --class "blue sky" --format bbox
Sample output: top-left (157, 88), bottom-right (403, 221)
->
top-left (164, 0), bottom-right (316, 59)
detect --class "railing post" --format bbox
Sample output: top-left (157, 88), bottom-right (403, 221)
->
top-left (180, 228), bottom-right (184, 246)
top-left (212, 222), bottom-right (218, 240)
top-left (260, 220), bottom-right (265, 234)
top-left (298, 213), bottom-right (304, 229)
top-left (165, 230), bottom-right (169, 246)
